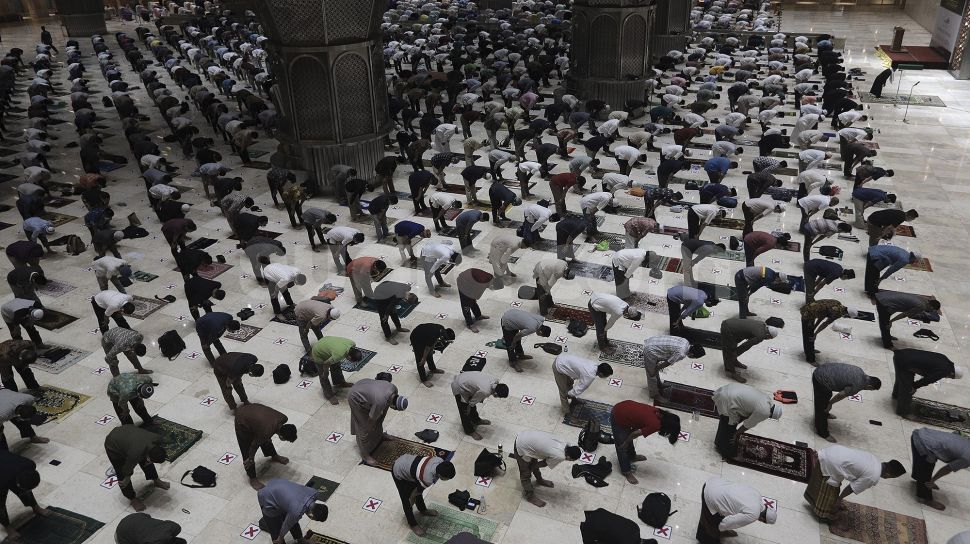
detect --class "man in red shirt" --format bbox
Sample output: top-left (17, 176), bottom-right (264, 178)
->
top-left (610, 400), bottom-right (680, 484)
top-left (548, 173), bottom-right (585, 217)
top-left (735, 231), bottom-right (791, 267)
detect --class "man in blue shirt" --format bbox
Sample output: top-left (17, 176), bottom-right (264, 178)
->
top-left (256, 478), bottom-right (328, 544)
top-left (667, 285), bottom-right (717, 335)
top-left (851, 186), bottom-right (896, 228)
top-left (699, 182), bottom-right (736, 204)
top-left (866, 246), bottom-right (920, 296)
top-left (393, 220), bottom-right (430, 264)
top-left (734, 266), bottom-right (786, 319)
top-left (704, 156), bottom-right (733, 184)
top-left (196, 312), bottom-right (240, 364)
top-left (804, 259), bottom-right (855, 303)
top-left (454, 210), bottom-right (488, 251)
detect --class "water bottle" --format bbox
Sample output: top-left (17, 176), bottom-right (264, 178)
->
top-left (497, 443), bottom-right (504, 457)
top-left (692, 409), bottom-right (699, 422)
top-left (477, 494), bottom-right (487, 514)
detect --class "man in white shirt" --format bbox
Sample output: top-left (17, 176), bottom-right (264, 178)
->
top-left (687, 204), bottom-right (727, 240)
top-left (580, 191), bottom-right (614, 236)
top-left (513, 430), bottom-right (581, 507)
top-left (697, 477), bottom-right (776, 543)
top-left (521, 202), bottom-right (558, 246)
top-left (451, 372), bottom-right (508, 440)
top-left (611, 248), bottom-right (650, 298)
top-left (92, 256), bottom-right (131, 292)
top-left (421, 241), bottom-right (461, 296)
top-left (322, 226), bottom-right (364, 272)
top-left (262, 263), bottom-right (307, 314)
top-left (552, 353), bottom-right (612, 411)
top-left (612, 145), bottom-right (643, 176)
top-left (712, 383), bottom-right (782, 458)
top-left (741, 197), bottom-right (785, 236)
top-left (588, 292), bottom-right (642, 350)
top-left (428, 191), bottom-right (462, 232)
top-left (533, 258), bottom-right (572, 315)
top-left (91, 290), bottom-right (135, 332)
top-left (488, 233), bottom-right (523, 284)
top-left (804, 445), bottom-right (905, 522)
top-left (797, 194), bottom-right (838, 228)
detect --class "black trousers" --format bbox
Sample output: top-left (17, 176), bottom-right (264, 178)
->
top-left (802, 316), bottom-right (817, 363)
top-left (502, 326), bottom-right (525, 362)
top-left (714, 415), bottom-right (738, 458)
top-left (588, 302), bottom-right (609, 349)
top-left (0, 364), bottom-right (40, 392)
top-left (109, 456), bottom-right (159, 499)
top-left (259, 513), bottom-right (302, 542)
top-left (876, 301), bottom-right (894, 349)
top-left (393, 475), bottom-right (426, 527)
top-left (201, 338), bottom-right (227, 365)
top-left (92, 298), bottom-right (131, 332)
top-left (455, 395), bottom-right (482, 435)
top-left (911, 435), bottom-right (936, 500)
top-left (236, 433), bottom-right (279, 478)
top-left (892, 360), bottom-right (917, 416)
top-left (687, 207), bottom-right (701, 239)
top-left (459, 292), bottom-right (482, 326)
top-left (379, 308), bottom-right (402, 338)
top-left (0, 486), bottom-right (37, 527)
top-left (813, 374), bottom-right (833, 438)
top-left (536, 281), bottom-right (553, 316)
top-left (0, 416), bottom-right (37, 451)
top-left (864, 254), bottom-right (881, 295)
top-left (413, 349), bottom-right (438, 382)
top-left (668, 298), bottom-right (683, 335)
top-left (113, 397), bottom-right (153, 425)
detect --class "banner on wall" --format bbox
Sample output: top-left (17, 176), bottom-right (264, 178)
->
top-left (932, 0), bottom-right (967, 57)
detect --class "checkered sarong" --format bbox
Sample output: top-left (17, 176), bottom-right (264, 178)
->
top-left (803, 459), bottom-right (839, 520)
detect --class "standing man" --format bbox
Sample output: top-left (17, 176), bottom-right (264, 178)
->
top-left (256, 479), bottom-right (329, 544)
top-left (720, 318), bottom-right (784, 384)
top-left (874, 291), bottom-right (941, 349)
top-left (611, 248), bottom-right (650, 299)
top-left (734, 266), bottom-right (787, 319)
top-left (391, 453), bottom-right (456, 536)
top-left (534, 258), bottom-right (571, 316)
top-left (909, 427), bottom-right (970, 511)
top-left (712, 383), bottom-right (783, 458)
top-left (235, 403), bottom-right (298, 490)
top-left (310, 337), bottom-right (361, 405)
top-left (865, 246), bottom-right (919, 296)
top-left (812, 363), bottom-right (882, 443)
top-left (456, 267), bottom-right (492, 333)
top-left (420, 241), bottom-right (461, 297)
top-left (610, 400), bottom-right (680, 484)
top-left (107, 372), bottom-right (156, 425)
top-left (195, 312), bottom-right (241, 364)
top-left (349, 377), bottom-right (408, 465)
top-left (500, 309), bottom-right (552, 372)
top-left (410, 323), bottom-right (455, 387)
top-left (211, 352), bottom-right (263, 411)
top-left (40, 26), bottom-right (58, 54)
top-left (805, 259), bottom-right (854, 303)
top-left (102, 327), bottom-right (150, 376)
top-left (369, 281), bottom-right (417, 345)
top-left (588, 292), bottom-right (642, 350)
top-left (667, 285), bottom-right (717, 336)
top-left (512, 430), bottom-right (581, 507)
top-left (452, 372), bottom-right (508, 440)
top-left (104, 425), bottom-right (169, 512)
top-left (322, 226), bottom-right (365, 272)
top-left (804, 445), bottom-right (906, 523)
top-left (801, 300), bottom-right (854, 365)
top-left (552, 353), bottom-right (613, 412)
top-left (892, 349), bottom-right (963, 417)
top-left (643, 335), bottom-right (705, 399)
top-left (294, 297), bottom-right (339, 355)
top-left (696, 477), bottom-right (776, 543)
top-left (865, 209), bottom-right (919, 247)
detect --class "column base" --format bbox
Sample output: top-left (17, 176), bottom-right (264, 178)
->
top-left (280, 133), bottom-right (389, 197)
top-left (60, 12), bottom-right (106, 36)
top-left (566, 75), bottom-right (646, 111)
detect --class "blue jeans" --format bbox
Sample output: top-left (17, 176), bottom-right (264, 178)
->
top-left (610, 413), bottom-right (637, 474)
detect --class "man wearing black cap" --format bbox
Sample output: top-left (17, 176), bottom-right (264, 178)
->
top-left (410, 323), bottom-right (456, 387)
top-left (105, 425), bottom-right (170, 511)
top-left (211, 352), bottom-right (264, 411)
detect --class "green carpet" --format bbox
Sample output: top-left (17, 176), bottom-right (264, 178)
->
top-left (340, 348), bottom-right (377, 373)
top-left (0, 506), bottom-right (104, 544)
top-left (142, 417), bottom-right (203, 462)
top-left (405, 504), bottom-right (497, 544)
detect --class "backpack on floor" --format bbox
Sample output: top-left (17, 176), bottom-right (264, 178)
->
top-left (158, 330), bottom-right (185, 360)
top-left (180, 466), bottom-right (217, 488)
top-left (299, 355), bottom-right (319, 377)
top-left (578, 419), bottom-right (600, 452)
top-left (272, 364), bottom-right (291, 384)
top-left (638, 492), bottom-right (677, 528)
top-left (567, 319), bottom-right (588, 338)
top-left (65, 234), bottom-right (86, 256)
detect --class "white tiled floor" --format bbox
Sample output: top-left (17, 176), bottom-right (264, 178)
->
top-left (1, 5), bottom-right (969, 544)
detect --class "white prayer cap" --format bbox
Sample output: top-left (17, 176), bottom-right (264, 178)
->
top-left (770, 403), bottom-right (783, 420)
top-left (329, 309), bottom-right (341, 320)
top-left (767, 326), bottom-right (780, 339)
top-left (954, 366), bottom-right (965, 379)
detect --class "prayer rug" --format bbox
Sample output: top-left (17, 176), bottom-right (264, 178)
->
top-left (857, 91), bottom-right (945, 107)
top-left (33, 386), bottom-right (91, 422)
top-left (369, 436), bottom-right (455, 472)
top-left (35, 310), bottom-right (78, 331)
top-left (270, 307), bottom-right (300, 326)
top-left (906, 257), bottom-right (933, 272)
top-left (186, 237), bottom-right (218, 250)
top-left (531, 238), bottom-right (578, 255)
top-left (196, 262), bottom-right (233, 279)
top-left (32, 346), bottom-right (90, 374)
top-left (712, 249), bottom-right (746, 262)
top-left (304, 477), bottom-right (340, 502)
top-left (564, 211), bottom-right (605, 226)
top-left (598, 339), bottom-right (644, 368)
top-left (659, 225), bottom-right (688, 237)
top-left (405, 504), bottom-right (498, 544)
top-left (248, 150), bottom-right (270, 159)
top-left (696, 281), bottom-right (739, 301)
top-left (132, 271), bottom-right (158, 282)
top-left (129, 295), bottom-right (167, 320)
top-left (350, 215), bottom-right (400, 229)
top-left (340, 348), bottom-right (377, 373)
top-left (653, 256), bottom-right (683, 273)
top-left (710, 217), bottom-right (745, 230)
top-left (438, 227), bottom-right (481, 241)
top-left (439, 183), bottom-right (466, 195)
top-left (910, 398), bottom-right (970, 434)
top-left (354, 298), bottom-right (419, 318)
top-left (829, 503), bottom-right (929, 544)
top-left (586, 232), bottom-right (626, 251)
top-left (169, 183), bottom-right (195, 194)
top-left (546, 304), bottom-right (594, 326)
top-left (45, 197), bottom-right (76, 208)
top-left (229, 229), bottom-right (281, 240)
top-left (567, 261), bottom-right (614, 282)
top-left (626, 292), bottom-right (669, 316)
top-left (727, 434), bottom-right (816, 483)
top-left (305, 531), bottom-right (350, 544)
top-left (775, 167), bottom-right (799, 176)
top-left (40, 212), bottom-right (77, 227)
top-left (36, 280), bottom-right (76, 298)
top-left (98, 161), bottom-right (126, 173)
top-left (1, 506), bottom-right (104, 544)
top-left (653, 382), bottom-right (718, 419)
top-left (0, 147), bottom-right (18, 157)
top-left (243, 160), bottom-right (272, 170)
top-left (681, 327), bottom-right (723, 350)
top-left (895, 225), bottom-right (915, 237)
top-left (614, 205), bottom-right (648, 218)
top-left (225, 324), bottom-right (261, 343)
top-left (142, 417), bottom-right (203, 462)
top-left (562, 399), bottom-right (614, 431)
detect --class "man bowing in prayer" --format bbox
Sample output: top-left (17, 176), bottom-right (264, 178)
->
top-left (349, 374), bottom-right (408, 466)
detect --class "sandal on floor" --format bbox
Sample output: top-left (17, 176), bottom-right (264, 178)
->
top-left (914, 329), bottom-right (939, 341)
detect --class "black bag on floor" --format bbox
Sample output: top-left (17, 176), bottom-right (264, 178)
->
top-left (638, 492), bottom-right (677, 528)
top-left (272, 364), bottom-right (291, 384)
top-left (158, 330), bottom-right (185, 360)
top-left (473, 448), bottom-right (505, 477)
top-left (818, 245), bottom-right (843, 259)
top-left (180, 466), bottom-right (217, 488)
top-left (578, 419), bottom-right (600, 452)
top-left (299, 355), bottom-right (319, 376)
top-left (517, 285), bottom-right (537, 300)
top-left (65, 234), bottom-right (86, 256)
top-left (448, 489), bottom-right (471, 511)
top-left (462, 356), bottom-right (486, 372)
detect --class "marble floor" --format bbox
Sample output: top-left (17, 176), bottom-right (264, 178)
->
top-left (1, 5), bottom-right (969, 544)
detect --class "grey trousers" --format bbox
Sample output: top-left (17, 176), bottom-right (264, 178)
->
top-left (552, 367), bottom-right (574, 411)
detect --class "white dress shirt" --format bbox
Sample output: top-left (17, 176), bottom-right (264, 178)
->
top-left (94, 290), bottom-right (133, 316)
top-left (262, 263), bottom-right (301, 290)
top-left (553, 353), bottom-right (598, 398)
top-left (703, 477), bottom-right (763, 531)
top-left (515, 430), bottom-right (567, 468)
top-left (818, 445), bottom-right (882, 494)
top-left (589, 292), bottom-right (629, 329)
top-left (612, 249), bottom-right (648, 278)
top-left (523, 205), bottom-right (552, 231)
top-left (421, 242), bottom-right (456, 273)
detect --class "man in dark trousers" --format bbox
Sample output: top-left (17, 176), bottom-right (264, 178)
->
top-left (369, 280), bottom-right (418, 345)
top-left (865, 246), bottom-right (919, 296)
top-left (865, 208), bottom-right (918, 247)
top-left (555, 215), bottom-right (586, 261)
top-left (391, 453), bottom-right (456, 537)
top-left (720, 317), bottom-right (784, 384)
top-left (195, 312), bottom-right (241, 364)
top-left (104, 425), bottom-right (170, 512)
top-left (874, 291), bottom-right (941, 349)
top-left (211, 352), bottom-right (264, 411)
top-left (800, 300), bottom-right (854, 365)
top-left (0, 450), bottom-right (50, 542)
top-left (115, 513), bottom-right (185, 544)
top-left (892, 349), bottom-right (963, 417)
top-left (812, 363), bottom-right (881, 443)
top-left (804, 259), bottom-right (853, 303)
top-left (256, 479), bottom-right (328, 544)
top-left (235, 403), bottom-right (298, 490)
top-left (410, 323), bottom-right (455, 387)
top-left (451, 371), bottom-right (508, 440)
top-left (107, 372), bottom-right (156, 426)
top-left (40, 27), bottom-right (58, 54)
top-left (456, 267), bottom-right (492, 333)
top-left (0, 340), bottom-right (40, 392)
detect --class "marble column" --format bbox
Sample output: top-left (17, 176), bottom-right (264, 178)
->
top-left (55, 0), bottom-right (107, 36)
top-left (949, 0), bottom-right (970, 79)
top-left (651, 0), bottom-right (691, 63)
top-left (566, 0), bottom-right (656, 109)
top-left (252, 0), bottom-right (391, 195)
